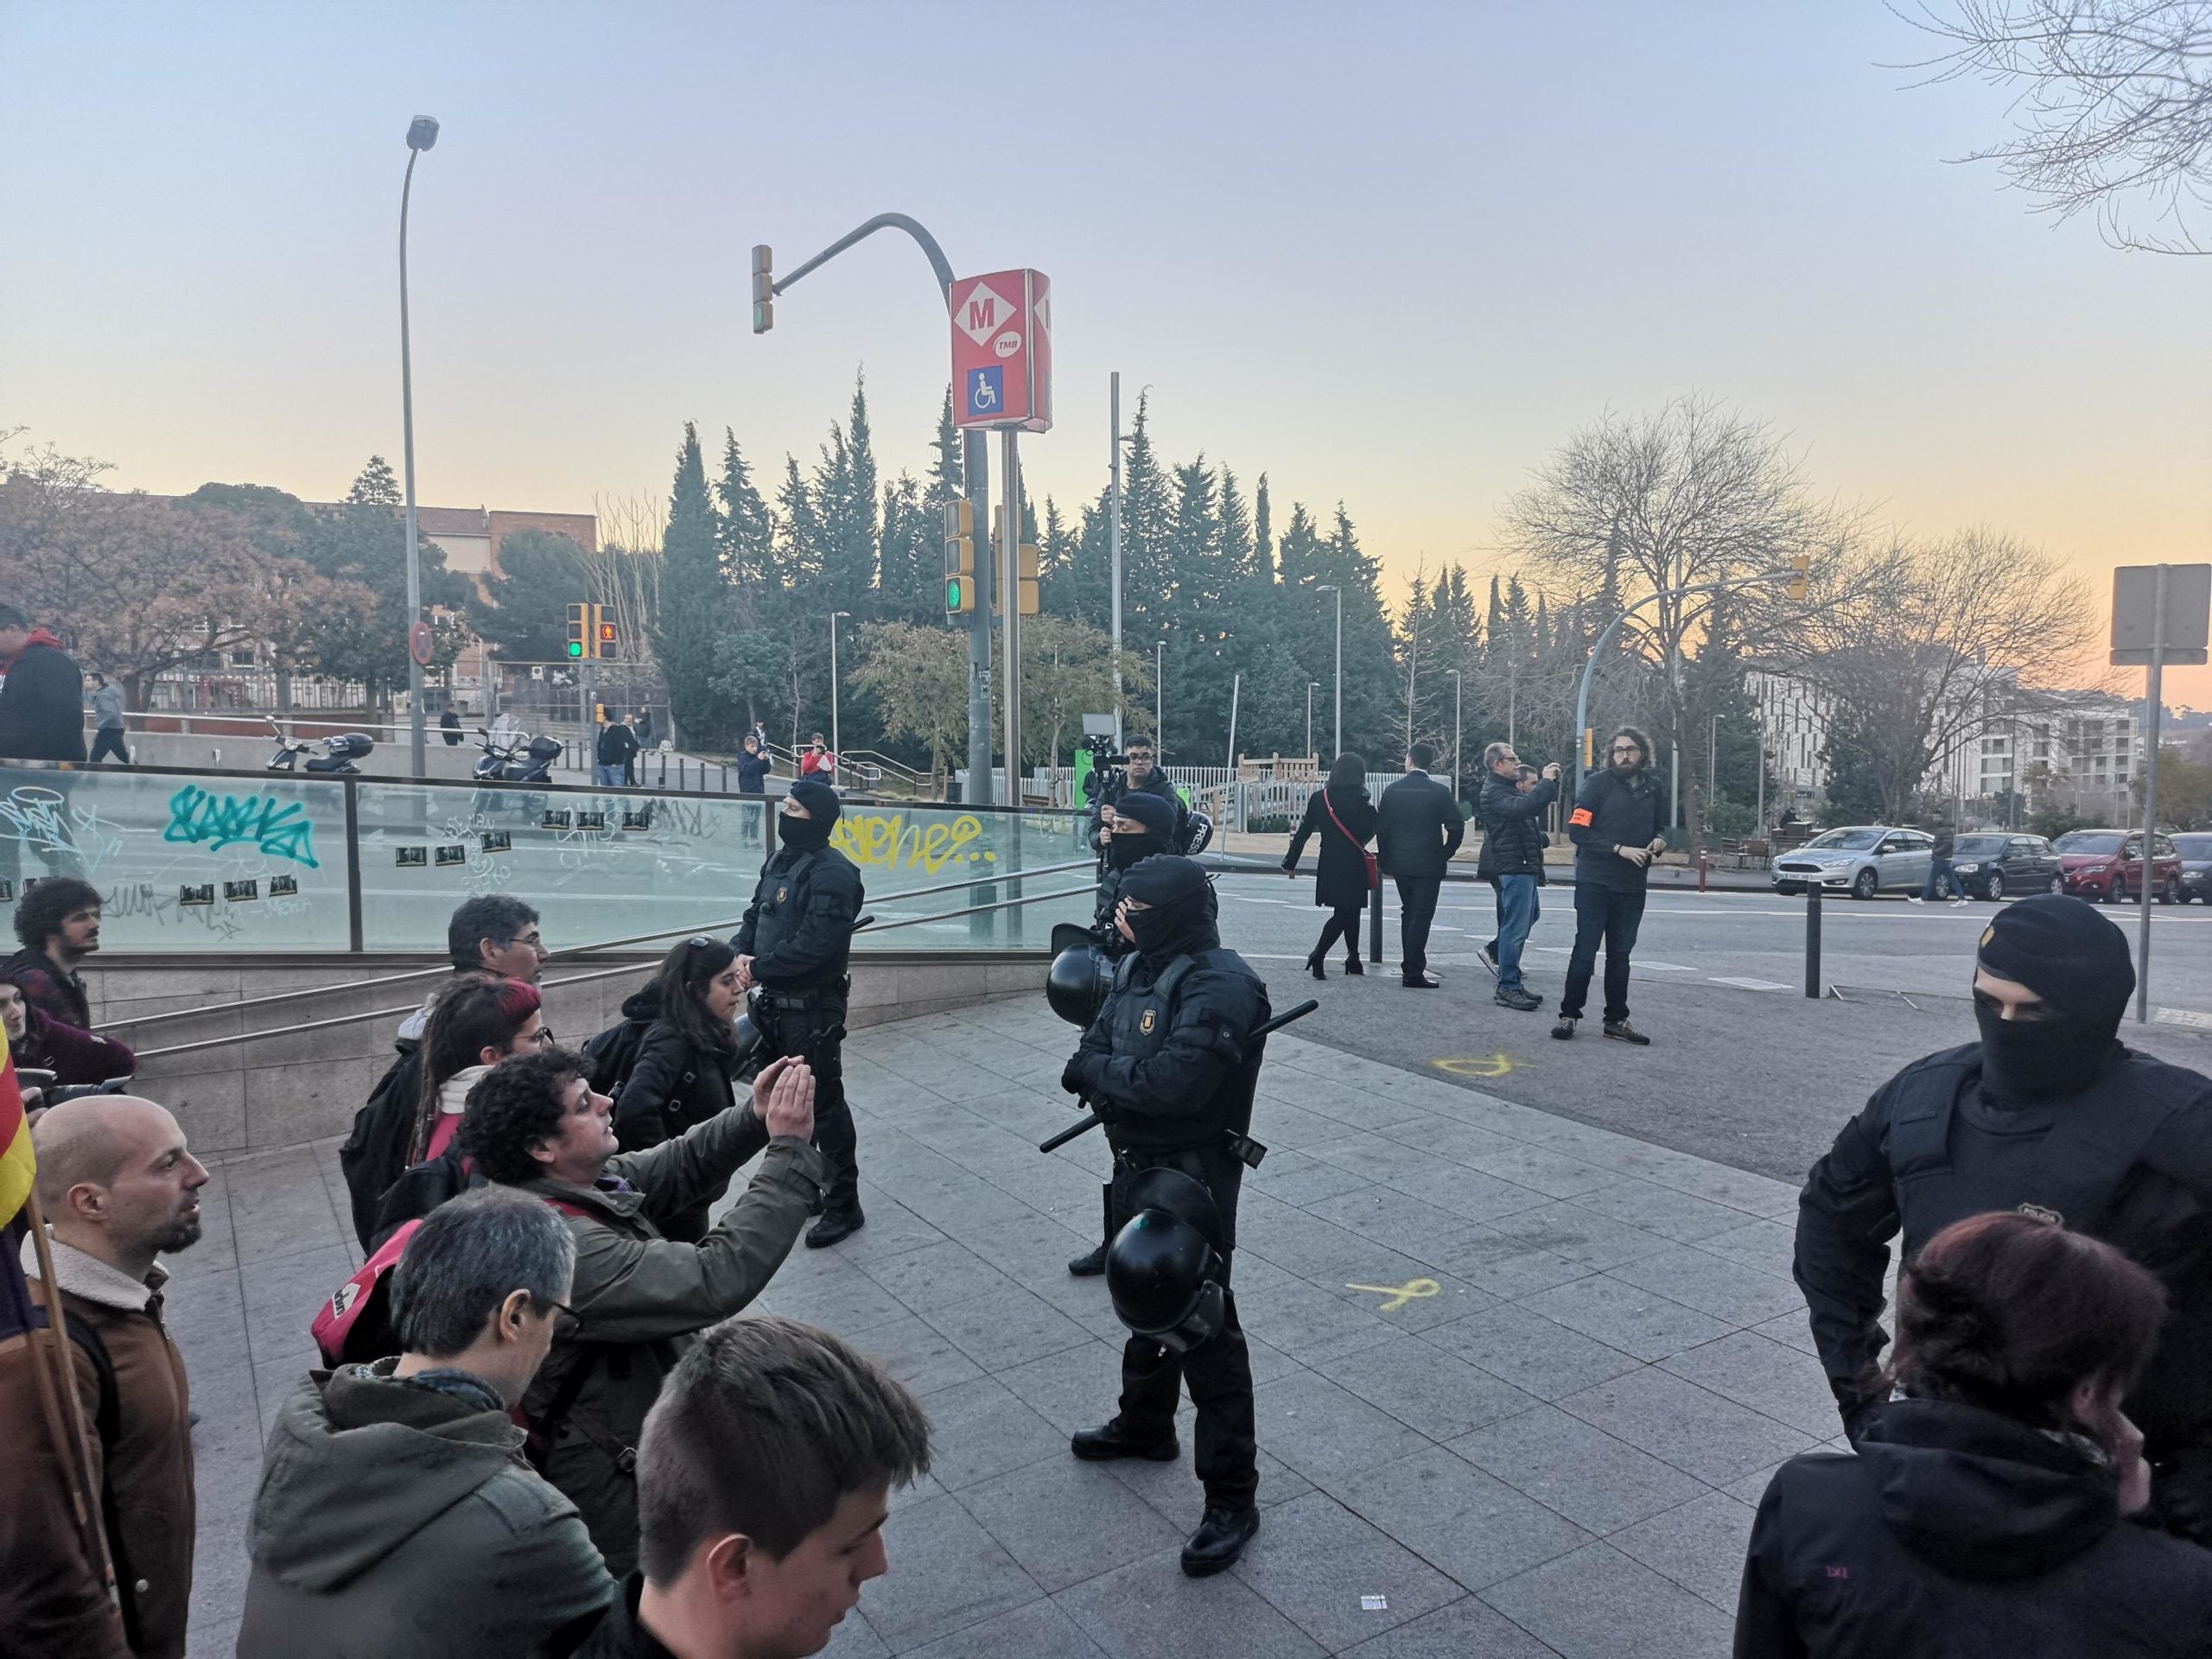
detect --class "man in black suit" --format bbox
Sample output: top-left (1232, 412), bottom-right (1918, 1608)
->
top-left (1375, 743), bottom-right (1463, 988)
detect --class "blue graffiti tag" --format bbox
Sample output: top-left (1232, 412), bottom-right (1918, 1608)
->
top-left (163, 785), bottom-right (321, 868)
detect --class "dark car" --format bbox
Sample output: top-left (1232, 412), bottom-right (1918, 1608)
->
top-left (2176, 832), bottom-right (2212, 906)
top-left (1947, 833), bottom-right (2064, 901)
top-left (2056, 829), bottom-right (2186, 905)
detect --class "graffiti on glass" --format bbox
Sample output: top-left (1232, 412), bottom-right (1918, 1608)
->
top-left (162, 785), bottom-right (321, 868)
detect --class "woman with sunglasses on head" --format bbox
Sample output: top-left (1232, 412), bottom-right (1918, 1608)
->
top-left (609, 936), bottom-right (749, 1243)
top-left (406, 973), bottom-right (550, 1169)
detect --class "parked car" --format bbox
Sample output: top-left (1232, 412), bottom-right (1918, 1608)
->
top-left (2171, 832), bottom-right (2212, 905)
top-left (1771, 825), bottom-right (1935, 900)
top-left (1946, 833), bottom-right (2064, 901)
top-left (2055, 829), bottom-right (2186, 905)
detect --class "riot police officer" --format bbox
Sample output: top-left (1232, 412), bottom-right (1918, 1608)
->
top-left (1061, 853), bottom-right (1271, 1576)
top-left (1796, 894), bottom-right (2212, 1536)
top-left (734, 779), bottom-right (866, 1247)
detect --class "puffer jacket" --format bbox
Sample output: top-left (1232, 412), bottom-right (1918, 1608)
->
top-left (237, 1361), bottom-right (614, 1659)
top-left (1476, 772), bottom-right (1558, 881)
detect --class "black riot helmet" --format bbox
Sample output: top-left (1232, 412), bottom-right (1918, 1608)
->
top-left (1046, 943), bottom-right (1114, 1027)
top-left (1106, 1169), bottom-right (1227, 1354)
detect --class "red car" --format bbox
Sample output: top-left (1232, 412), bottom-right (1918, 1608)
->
top-left (2054, 829), bottom-right (2186, 905)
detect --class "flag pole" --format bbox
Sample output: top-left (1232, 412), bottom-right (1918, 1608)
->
top-left (22, 1196), bottom-right (121, 1611)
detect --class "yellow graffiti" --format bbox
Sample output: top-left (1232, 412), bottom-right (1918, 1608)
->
top-left (830, 810), bottom-right (986, 874)
top-left (1346, 1278), bottom-right (1441, 1313)
top-left (1433, 1053), bottom-right (1520, 1079)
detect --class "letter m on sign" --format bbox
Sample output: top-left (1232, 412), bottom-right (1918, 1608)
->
top-left (967, 295), bottom-right (998, 333)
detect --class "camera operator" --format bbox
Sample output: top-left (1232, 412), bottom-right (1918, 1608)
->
top-left (1086, 734), bottom-right (1185, 859)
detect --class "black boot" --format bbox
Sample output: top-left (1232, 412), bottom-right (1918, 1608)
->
top-left (1179, 1505), bottom-right (1261, 1577)
top-left (806, 1203), bottom-right (865, 1249)
top-left (1343, 955), bottom-right (1363, 976)
top-left (1067, 1241), bottom-right (1108, 1277)
top-left (1306, 950), bottom-right (1326, 981)
top-left (1071, 1419), bottom-right (1179, 1463)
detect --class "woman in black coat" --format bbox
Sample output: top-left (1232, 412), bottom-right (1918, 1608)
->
top-left (1282, 753), bottom-right (1377, 979)
top-left (611, 936), bottom-right (747, 1242)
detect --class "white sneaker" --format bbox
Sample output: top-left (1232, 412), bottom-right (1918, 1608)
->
top-left (1949, 897), bottom-right (1967, 907)
top-left (1906, 895), bottom-right (1924, 905)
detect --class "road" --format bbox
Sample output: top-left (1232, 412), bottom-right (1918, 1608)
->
top-left (1207, 871), bottom-right (2212, 1186)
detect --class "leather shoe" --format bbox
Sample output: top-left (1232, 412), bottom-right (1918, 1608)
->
top-left (1495, 987), bottom-right (1542, 1011)
top-left (1067, 1242), bottom-right (1108, 1277)
top-left (1179, 1505), bottom-right (1260, 1576)
top-left (1401, 971), bottom-right (1440, 988)
top-left (805, 1208), bottom-right (865, 1249)
top-left (1602, 1020), bottom-right (1651, 1046)
top-left (1071, 1421), bottom-right (1179, 1463)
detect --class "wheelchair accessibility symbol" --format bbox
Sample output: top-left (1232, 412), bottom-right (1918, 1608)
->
top-left (967, 365), bottom-right (1003, 416)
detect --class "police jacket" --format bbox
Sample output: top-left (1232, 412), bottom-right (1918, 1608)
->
top-left (1734, 1397), bottom-right (2212, 1659)
top-left (1090, 768), bottom-right (1186, 855)
top-left (1063, 938), bottom-right (1270, 1156)
top-left (734, 843), bottom-right (863, 993)
top-left (1796, 1042), bottom-right (2212, 1459)
top-left (1567, 766), bottom-right (1666, 891)
top-left (1476, 772), bottom-right (1558, 880)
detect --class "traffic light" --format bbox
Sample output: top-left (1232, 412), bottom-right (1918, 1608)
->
top-left (1582, 727), bottom-right (1596, 769)
top-left (593, 606), bottom-right (618, 658)
top-left (943, 499), bottom-right (976, 613)
top-left (751, 245), bottom-right (773, 335)
top-left (1015, 541), bottom-right (1040, 617)
top-left (1785, 553), bottom-right (1811, 602)
top-left (565, 601), bottom-right (588, 659)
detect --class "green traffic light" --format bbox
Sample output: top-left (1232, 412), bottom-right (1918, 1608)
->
top-left (567, 640), bottom-right (584, 658)
top-left (945, 577), bottom-right (963, 611)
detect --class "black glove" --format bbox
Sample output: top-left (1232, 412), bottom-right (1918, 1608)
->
top-left (1062, 1052), bottom-right (1104, 1096)
top-left (2153, 1449), bottom-right (2212, 1544)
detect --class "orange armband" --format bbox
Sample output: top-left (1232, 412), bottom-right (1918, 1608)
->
top-left (1568, 807), bottom-right (1594, 828)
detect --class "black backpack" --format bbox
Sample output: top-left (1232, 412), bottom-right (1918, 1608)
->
top-left (582, 1016), bottom-right (651, 1096)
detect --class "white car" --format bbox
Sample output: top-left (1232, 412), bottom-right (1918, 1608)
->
top-left (1771, 826), bottom-right (1936, 900)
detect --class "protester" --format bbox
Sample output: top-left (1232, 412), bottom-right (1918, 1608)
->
top-left (595, 713), bottom-right (639, 789)
top-left (1376, 741), bottom-right (1462, 988)
top-left (1795, 895), bottom-right (2212, 1535)
top-left (461, 1048), bottom-right (825, 1573)
top-left (0, 968), bottom-right (136, 1090)
top-left (238, 1188), bottom-right (617, 1659)
top-left (1736, 1211), bottom-right (2212, 1656)
top-left (0, 601), bottom-right (87, 762)
top-left (576, 1316), bottom-right (931, 1659)
top-left (341, 896), bottom-right (548, 1249)
top-left (610, 938), bottom-right (752, 1243)
top-left (1282, 753), bottom-right (1377, 980)
top-left (1475, 741), bottom-right (1562, 1012)
top-left (5, 874), bottom-right (105, 1033)
top-left (86, 673), bottom-right (130, 765)
top-left (2, 1095), bottom-right (208, 1659)
top-left (735, 734), bottom-right (772, 795)
top-left (1554, 725), bottom-right (1668, 1044)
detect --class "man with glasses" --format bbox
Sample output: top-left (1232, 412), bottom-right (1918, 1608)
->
top-left (1554, 726), bottom-right (1668, 1045)
top-left (1476, 741), bottom-right (1562, 1012)
top-left (1088, 734), bottom-right (1188, 861)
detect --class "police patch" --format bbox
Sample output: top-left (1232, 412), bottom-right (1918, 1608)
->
top-left (776, 886), bottom-right (788, 903)
top-left (1141, 1008), bottom-right (1156, 1034)
top-left (2018, 1202), bottom-right (2063, 1225)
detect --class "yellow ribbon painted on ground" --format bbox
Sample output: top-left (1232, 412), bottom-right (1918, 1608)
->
top-left (1345, 1277), bottom-right (1441, 1313)
top-left (1433, 1053), bottom-right (1519, 1078)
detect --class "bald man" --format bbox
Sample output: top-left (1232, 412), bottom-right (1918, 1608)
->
top-left (0, 1096), bottom-right (207, 1659)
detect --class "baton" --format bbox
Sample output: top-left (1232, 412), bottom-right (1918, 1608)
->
top-left (1038, 998), bottom-right (1321, 1154)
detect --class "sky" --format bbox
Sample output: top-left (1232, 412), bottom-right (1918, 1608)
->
top-left (4, 2), bottom-right (2208, 702)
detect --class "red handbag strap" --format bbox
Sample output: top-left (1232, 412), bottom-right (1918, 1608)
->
top-left (1319, 788), bottom-right (1363, 850)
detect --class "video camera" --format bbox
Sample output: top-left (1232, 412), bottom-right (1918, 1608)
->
top-left (1080, 730), bottom-right (1133, 803)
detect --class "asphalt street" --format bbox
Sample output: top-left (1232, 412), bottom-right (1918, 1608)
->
top-left (1211, 871), bottom-right (2212, 1187)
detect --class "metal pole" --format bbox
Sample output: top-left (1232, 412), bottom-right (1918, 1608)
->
top-left (1154, 639), bottom-right (1164, 748)
top-left (2137, 563), bottom-right (2168, 1024)
top-left (398, 148), bottom-right (428, 779)
top-left (1306, 682), bottom-right (1316, 760)
top-left (1756, 720), bottom-right (1766, 834)
top-left (1319, 586), bottom-right (1343, 757)
top-left (1001, 429), bottom-right (1023, 805)
top-left (966, 431), bottom-right (992, 804)
top-left (1450, 670), bottom-right (1462, 802)
top-left (1369, 855), bottom-right (1385, 963)
top-left (1405, 609), bottom-right (1418, 754)
top-left (1804, 882), bottom-right (1823, 999)
top-left (829, 612), bottom-right (846, 777)
top-left (1110, 372), bottom-right (1123, 745)
top-left (1227, 671), bottom-right (1241, 770)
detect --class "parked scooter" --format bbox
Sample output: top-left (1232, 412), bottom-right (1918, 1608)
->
top-left (265, 717), bottom-right (374, 774)
top-left (473, 728), bottom-right (562, 785)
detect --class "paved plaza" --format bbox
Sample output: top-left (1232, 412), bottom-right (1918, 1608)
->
top-left (172, 994), bottom-right (1853, 1658)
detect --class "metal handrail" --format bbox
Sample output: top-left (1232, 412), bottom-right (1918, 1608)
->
top-left (130, 883), bottom-right (1084, 1060)
top-left (101, 856), bottom-right (1097, 1031)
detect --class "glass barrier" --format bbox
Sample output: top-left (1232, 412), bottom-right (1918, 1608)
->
top-left (1, 763), bottom-right (1092, 956)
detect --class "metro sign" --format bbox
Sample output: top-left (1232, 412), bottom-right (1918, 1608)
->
top-left (950, 269), bottom-right (1051, 433)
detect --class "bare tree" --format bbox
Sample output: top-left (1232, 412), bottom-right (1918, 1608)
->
top-left (1900, 0), bottom-right (2212, 252)
top-left (1784, 527), bottom-right (2097, 822)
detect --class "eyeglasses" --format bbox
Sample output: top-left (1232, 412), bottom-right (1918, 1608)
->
top-left (506, 931), bottom-right (546, 951)
top-left (540, 1296), bottom-right (578, 1322)
top-left (531, 1026), bottom-right (556, 1048)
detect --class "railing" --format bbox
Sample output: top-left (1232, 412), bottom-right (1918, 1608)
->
top-left (1, 760), bottom-right (1094, 957)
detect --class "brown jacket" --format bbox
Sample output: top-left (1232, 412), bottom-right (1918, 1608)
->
top-left (18, 1232), bottom-right (196, 1659)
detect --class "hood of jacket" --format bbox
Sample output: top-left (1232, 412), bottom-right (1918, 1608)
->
top-left (1856, 1397), bottom-right (2121, 1580)
top-left (249, 1359), bottom-right (530, 1592)
top-left (3, 627), bottom-right (67, 666)
top-left (619, 983), bottom-right (664, 1023)
top-left (437, 1061), bottom-right (494, 1116)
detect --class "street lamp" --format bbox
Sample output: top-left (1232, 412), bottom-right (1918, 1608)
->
top-left (1446, 669), bottom-right (1462, 799)
top-left (1154, 639), bottom-right (1164, 752)
top-left (398, 114), bottom-right (438, 779)
top-left (1317, 584), bottom-right (1343, 759)
top-left (1306, 681), bottom-right (1319, 761)
top-left (829, 611), bottom-right (850, 782)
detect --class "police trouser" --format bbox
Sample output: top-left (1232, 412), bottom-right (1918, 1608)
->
top-left (1110, 1141), bottom-right (1259, 1510)
top-left (760, 989), bottom-right (860, 1212)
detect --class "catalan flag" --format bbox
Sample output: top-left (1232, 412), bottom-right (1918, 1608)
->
top-left (0, 1015), bottom-right (32, 1230)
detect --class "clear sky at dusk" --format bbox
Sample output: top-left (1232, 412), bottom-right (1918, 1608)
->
top-left (5, 2), bottom-right (2207, 700)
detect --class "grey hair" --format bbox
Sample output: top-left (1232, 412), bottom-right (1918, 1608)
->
top-left (391, 1186), bottom-right (575, 1359)
top-left (1483, 741), bottom-right (1516, 771)
top-left (638, 1316), bottom-right (932, 1576)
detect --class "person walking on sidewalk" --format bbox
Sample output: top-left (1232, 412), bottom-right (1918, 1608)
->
top-left (1554, 726), bottom-right (1668, 1045)
top-left (1282, 753), bottom-right (1376, 980)
top-left (1909, 817), bottom-right (1967, 907)
top-left (1376, 743), bottom-right (1462, 988)
top-left (1476, 741), bottom-right (1560, 1012)
top-left (86, 673), bottom-right (130, 764)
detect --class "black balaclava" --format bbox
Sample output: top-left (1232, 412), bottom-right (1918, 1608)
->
top-left (779, 780), bottom-right (841, 853)
top-left (1117, 855), bottom-right (1217, 968)
top-left (1107, 792), bottom-right (1175, 870)
top-left (1973, 894), bottom-right (2133, 1103)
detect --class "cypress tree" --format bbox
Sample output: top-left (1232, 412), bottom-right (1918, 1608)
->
top-left (656, 422), bottom-right (730, 745)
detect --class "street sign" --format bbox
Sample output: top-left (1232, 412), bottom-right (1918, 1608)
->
top-left (950, 269), bottom-right (1051, 432)
top-left (408, 620), bottom-right (435, 668)
top-left (2112, 563), bottom-right (2211, 665)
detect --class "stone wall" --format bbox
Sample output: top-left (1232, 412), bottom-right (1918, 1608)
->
top-left (86, 952), bottom-right (1046, 1155)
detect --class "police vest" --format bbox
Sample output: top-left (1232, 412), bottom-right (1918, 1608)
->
top-left (748, 846), bottom-right (859, 990)
top-left (1103, 949), bottom-right (1262, 1150)
top-left (1886, 1045), bottom-right (2186, 1249)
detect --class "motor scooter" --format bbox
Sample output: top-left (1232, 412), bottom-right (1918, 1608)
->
top-left (473, 728), bottom-right (561, 784)
top-left (265, 717), bottom-right (374, 774)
